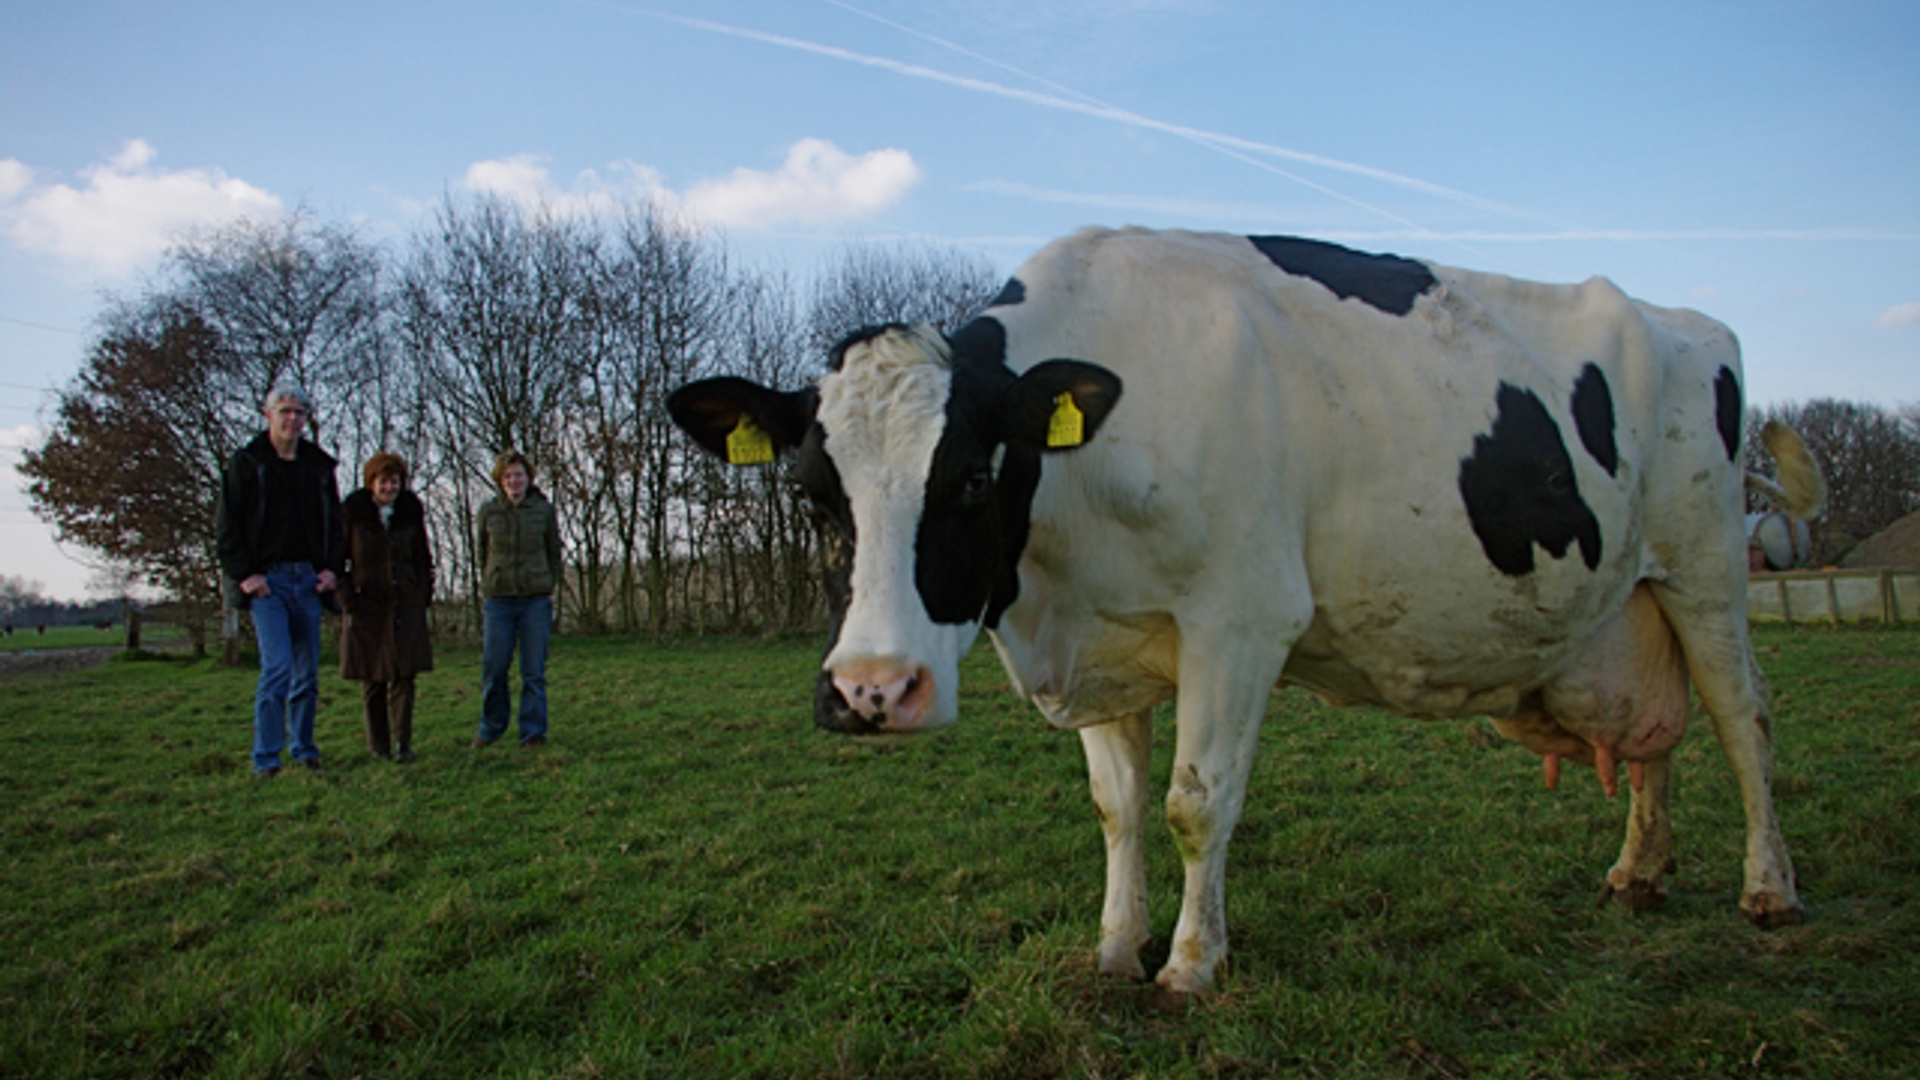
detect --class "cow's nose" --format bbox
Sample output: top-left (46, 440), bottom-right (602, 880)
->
top-left (831, 661), bottom-right (935, 729)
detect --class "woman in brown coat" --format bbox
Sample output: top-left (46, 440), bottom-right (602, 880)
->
top-left (340, 452), bottom-right (435, 762)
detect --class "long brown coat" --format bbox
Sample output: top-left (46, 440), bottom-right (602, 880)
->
top-left (339, 488), bottom-right (435, 682)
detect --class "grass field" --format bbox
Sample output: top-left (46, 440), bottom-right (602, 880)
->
top-left (0, 622), bottom-right (188, 653)
top-left (2, 624), bottom-right (1915, 1078)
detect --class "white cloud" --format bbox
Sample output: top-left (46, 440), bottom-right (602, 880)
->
top-left (460, 155), bottom-right (555, 205)
top-left (0, 424), bottom-right (41, 450)
top-left (0, 140), bottom-right (283, 275)
top-left (459, 154), bottom-right (672, 221)
top-left (680, 139), bottom-right (922, 230)
top-left (461, 139), bottom-right (921, 231)
top-left (1877, 302), bottom-right (1920, 328)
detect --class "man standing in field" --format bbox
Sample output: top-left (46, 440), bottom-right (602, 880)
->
top-left (216, 383), bottom-right (345, 777)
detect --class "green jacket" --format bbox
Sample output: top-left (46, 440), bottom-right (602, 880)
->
top-left (477, 486), bottom-right (562, 598)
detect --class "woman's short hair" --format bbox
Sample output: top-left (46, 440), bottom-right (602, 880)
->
top-left (263, 382), bottom-right (314, 414)
top-left (491, 451), bottom-right (533, 489)
top-left (363, 451), bottom-right (409, 489)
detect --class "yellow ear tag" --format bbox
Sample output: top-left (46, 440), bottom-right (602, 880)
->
top-left (725, 415), bottom-right (775, 465)
top-left (1046, 392), bottom-right (1085, 448)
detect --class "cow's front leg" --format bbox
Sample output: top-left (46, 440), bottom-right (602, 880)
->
top-left (1157, 636), bottom-right (1288, 994)
top-left (1603, 756), bottom-right (1675, 910)
top-left (1079, 709), bottom-right (1154, 979)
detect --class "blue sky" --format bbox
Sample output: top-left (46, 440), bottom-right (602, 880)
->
top-left (3, 0), bottom-right (1916, 599)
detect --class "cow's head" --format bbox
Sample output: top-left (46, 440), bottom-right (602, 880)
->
top-left (668, 322), bottom-right (1121, 735)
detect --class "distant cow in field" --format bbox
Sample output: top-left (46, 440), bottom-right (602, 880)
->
top-left (670, 227), bottom-right (1826, 994)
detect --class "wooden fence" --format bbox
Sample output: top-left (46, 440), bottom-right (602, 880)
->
top-left (1747, 569), bottom-right (1920, 625)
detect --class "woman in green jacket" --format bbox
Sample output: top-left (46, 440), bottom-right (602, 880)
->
top-left (474, 451), bottom-right (562, 749)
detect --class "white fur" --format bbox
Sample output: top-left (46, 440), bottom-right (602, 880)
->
top-left (817, 326), bottom-right (974, 730)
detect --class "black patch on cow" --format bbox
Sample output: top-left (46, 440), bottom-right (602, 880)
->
top-left (1248, 235), bottom-right (1436, 316)
top-left (1570, 363), bottom-right (1618, 477)
top-left (946, 315), bottom-right (1008, 370)
top-left (944, 317), bottom-right (1039, 629)
top-left (984, 445), bottom-right (1041, 629)
top-left (986, 277), bottom-right (1026, 308)
top-left (1714, 366), bottom-right (1742, 462)
top-left (912, 339), bottom-right (1021, 626)
top-left (1458, 383), bottom-right (1603, 577)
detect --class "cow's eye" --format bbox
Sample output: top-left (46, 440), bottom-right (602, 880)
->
top-left (963, 470), bottom-right (992, 501)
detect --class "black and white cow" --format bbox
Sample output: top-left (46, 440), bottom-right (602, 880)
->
top-left (669, 227), bottom-right (1826, 994)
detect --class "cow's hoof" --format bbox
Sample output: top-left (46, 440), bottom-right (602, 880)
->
top-left (1153, 954), bottom-right (1222, 997)
top-left (1598, 878), bottom-right (1668, 913)
top-left (1742, 892), bottom-right (1806, 929)
top-left (1096, 950), bottom-right (1146, 982)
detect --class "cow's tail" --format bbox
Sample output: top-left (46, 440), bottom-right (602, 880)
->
top-left (1744, 421), bottom-right (1827, 520)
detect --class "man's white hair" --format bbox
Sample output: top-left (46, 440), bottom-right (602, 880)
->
top-left (263, 382), bottom-right (314, 413)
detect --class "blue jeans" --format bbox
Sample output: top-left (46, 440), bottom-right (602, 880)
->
top-left (479, 595), bottom-right (551, 745)
top-left (251, 562), bottom-right (324, 772)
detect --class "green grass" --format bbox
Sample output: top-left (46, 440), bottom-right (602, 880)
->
top-left (0, 622), bottom-right (188, 652)
top-left (2, 624), bottom-right (1916, 1078)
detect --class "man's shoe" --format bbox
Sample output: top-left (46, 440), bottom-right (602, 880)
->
top-left (394, 746), bottom-right (416, 764)
top-left (298, 758), bottom-right (323, 773)
top-left (521, 736), bottom-right (546, 750)
top-left (257, 765), bottom-right (282, 779)
top-left (472, 736), bottom-right (495, 749)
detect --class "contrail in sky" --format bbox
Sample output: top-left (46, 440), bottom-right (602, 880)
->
top-left (620, 4), bottom-right (1920, 253)
top-left (810, 0), bottom-right (1530, 222)
top-left (650, 5), bottom-right (1535, 244)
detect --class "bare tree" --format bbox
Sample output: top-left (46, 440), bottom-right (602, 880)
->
top-left (678, 266), bottom-right (819, 632)
top-left (169, 209), bottom-right (388, 466)
top-left (807, 240), bottom-right (1004, 358)
top-left (397, 195), bottom-right (604, 620)
top-left (596, 205), bottom-right (730, 633)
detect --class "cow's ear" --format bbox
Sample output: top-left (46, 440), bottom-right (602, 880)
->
top-left (998, 360), bottom-right (1123, 452)
top-left (667, 377), bottom-right (817, 465)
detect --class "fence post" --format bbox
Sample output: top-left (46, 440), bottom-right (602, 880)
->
top-left (1776, 577), bottom-right (1793, 626)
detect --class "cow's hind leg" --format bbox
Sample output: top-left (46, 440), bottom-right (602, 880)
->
top-left (1654, 587), bottom-right (1803, 926)
top-left (1080, 708), bottom-right (1155, 980)
top-left (1603, 756), bottom-right (1675, 911)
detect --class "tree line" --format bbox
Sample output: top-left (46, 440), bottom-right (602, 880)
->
top-left (0, 575), bottom-right (127, 633)
top-left (21, 202), bottom-right (1919, 650)
top-left (1743, 399), bottom-right (1920, 564)
top-left (21, 199), bottom-right (1001, 649)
